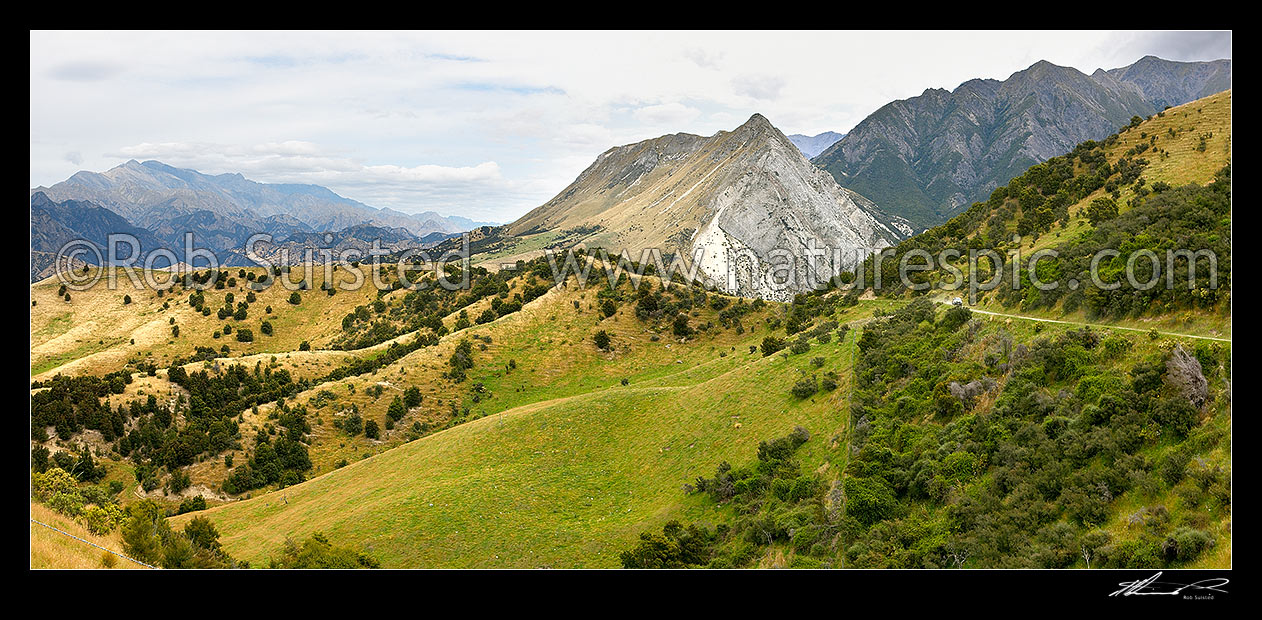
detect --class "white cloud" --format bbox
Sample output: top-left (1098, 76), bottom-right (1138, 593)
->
top-left (682, 47), bottom-right (724, 69)
top-left (632, 102), bottom-right (702, 127)
top-left (44, 60), bottom-right (124, 82)
top-left (731, 74), bottom-right (786, 101)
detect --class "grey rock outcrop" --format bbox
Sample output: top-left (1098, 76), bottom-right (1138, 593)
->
top-left (948, 377), bottom-right (997, 409)
top-left (1166, 344), bottom-right (1209, 408)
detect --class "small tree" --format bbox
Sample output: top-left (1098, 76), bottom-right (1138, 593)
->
top-left (1085, 197), bottom-right (1119, 226)
top-left (594, 330), bottom-right (612, 351)
top-left (289, 292), bottom-right (302, 305)
top-left (388, 396), bottom-right (406, 422)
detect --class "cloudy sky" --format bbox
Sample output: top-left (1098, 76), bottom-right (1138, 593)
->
top-left (29, 30), bottom-right (1231, 223)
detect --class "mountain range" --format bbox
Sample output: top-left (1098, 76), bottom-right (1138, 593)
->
top-left (29, 55), bottom-right (1230, 293)
top-left (29, 160), bottom-right (489, 278)
top-left (812, 55), bottom-right (1231, 231)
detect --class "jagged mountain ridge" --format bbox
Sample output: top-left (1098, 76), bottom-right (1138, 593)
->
top-left (787, 131), bottom-right (845, 159)
top-left (813, 56), bottom-right (1232, 231)
top-left (1097, 55), bottom-right (1232, 110)
top-left (30, 160), bottom-right (498, 278)
top-left (31, 160), bottom-right (497, 251)
top-left (29, 192), bottom-right (442, 280)
top-left (505, 114), bottom-right (902, 300)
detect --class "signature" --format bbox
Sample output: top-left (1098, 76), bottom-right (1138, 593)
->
top-left (1110, 572), bottom-right (1230, 597)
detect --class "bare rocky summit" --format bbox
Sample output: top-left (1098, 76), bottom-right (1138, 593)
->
top-left (506, 114), bottom-right (903, 300)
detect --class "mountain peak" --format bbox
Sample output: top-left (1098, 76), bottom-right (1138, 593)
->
top-left (1022, 59), bottom-right (1075, 77)
top-left (741, 113), bottom-right (775, 132)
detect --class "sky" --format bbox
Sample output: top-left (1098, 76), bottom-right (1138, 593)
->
top-left (29, 30), bottom-right (1231, 224)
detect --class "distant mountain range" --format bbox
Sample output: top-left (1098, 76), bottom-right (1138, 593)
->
top-left (787, 131), bottom-right (845, 159)
top-left (812, 55), bottom-right (1231, 231)
top-left (29, 160), bottom-right (491, 279)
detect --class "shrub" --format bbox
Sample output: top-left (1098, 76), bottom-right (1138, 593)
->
top-left (790, 375), bottom-right (818, 398)
top-left (673, 313), bottom-right (693, 338)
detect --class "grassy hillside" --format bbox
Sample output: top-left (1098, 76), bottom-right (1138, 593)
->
top-left (176, 330), bottom-right (857, 567)
top-left (31, 265), bottom-right (382, 379)
top-left (180, 294), bottom-right (1230, 569)
top-left (30, 502), bottom-right (144, 569)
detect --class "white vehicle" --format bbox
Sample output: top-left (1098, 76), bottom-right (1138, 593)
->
top-left (951, 297), bottom-right (963, 307)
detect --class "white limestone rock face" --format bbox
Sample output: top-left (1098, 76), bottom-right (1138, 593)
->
top-left (692, 116), bottom-right (894, 300)
top-left (509, 113), bottom-right (902, 301)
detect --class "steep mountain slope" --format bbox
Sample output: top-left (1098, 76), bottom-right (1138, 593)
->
top-left (502, 114), bottom-right (902, 300)
top-left (787, 131), bottom-right (845, 158)
top-left (814, 56), bottom-right (1231, 231)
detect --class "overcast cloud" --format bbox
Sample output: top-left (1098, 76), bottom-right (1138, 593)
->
top-left (29, 30), bottom-right (1231, 223)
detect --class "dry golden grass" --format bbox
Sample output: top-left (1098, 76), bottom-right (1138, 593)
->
top-left (30, 502), bottom-right (145, 569)
top-left (1023, 89), bottom-right (1232, 256)
top-left (31, 265), bottom-right (383, 380)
